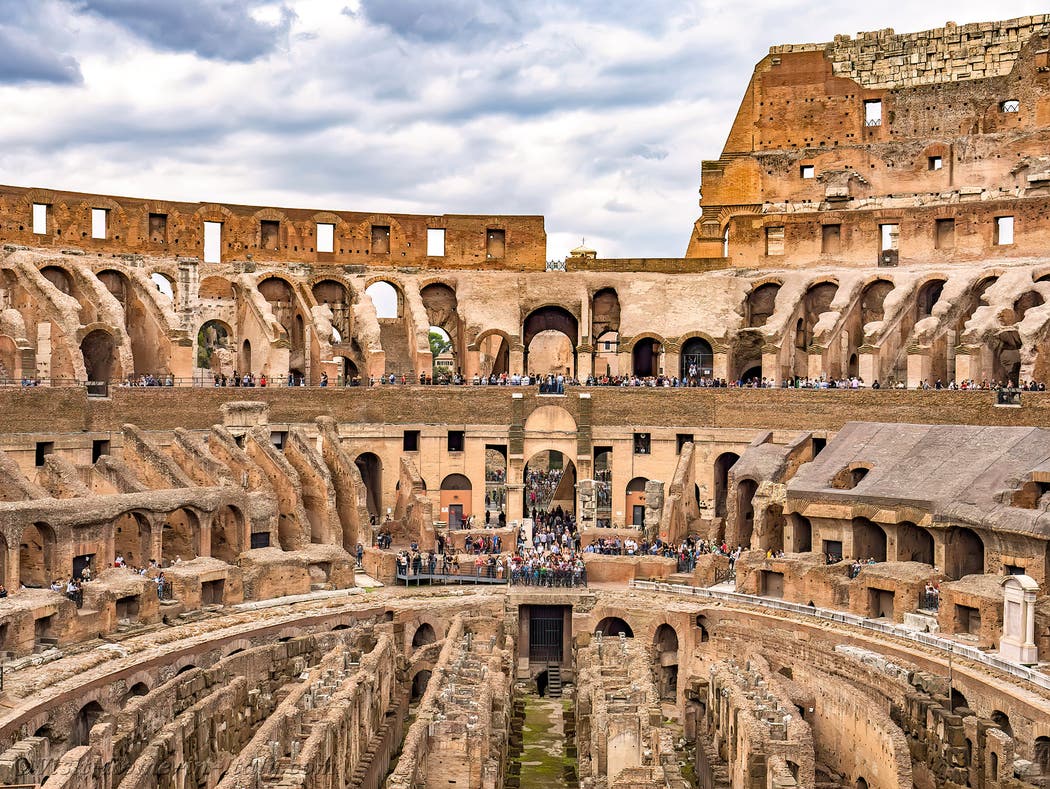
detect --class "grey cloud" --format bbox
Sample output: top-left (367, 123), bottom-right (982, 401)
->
top-left (355, 0), bottom-right (529, 45)
top-left (75, 0), bottom-right (296, 61)
top-left (0, 25), bottom-right (82, 85)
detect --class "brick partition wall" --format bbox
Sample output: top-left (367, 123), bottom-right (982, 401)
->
top-left (0, 386), bottom-right (1048, 435)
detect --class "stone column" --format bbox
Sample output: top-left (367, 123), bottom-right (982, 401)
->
top-left (907, 350), bottom-right (931, 389)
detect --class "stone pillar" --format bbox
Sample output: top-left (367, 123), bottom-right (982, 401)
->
top-left (510, 344), bottom-right (525, 377)
top-left (907, 350), bottom-right (931, 389)
top-left (761, 347), bottom-right (781, 383)
top-left (643, 480), bottom-right (664, 543)
top-left (198, 512), bottom-right (213, 558)
top-left (712, 349), bottom-right (728, 381)
top-left (999, 575), bottom-right (1039, 665)
top-left (807, 349), bottom-right (824, 380)
top-left (858, 347), bottom-right (878, 384)
top-left (577, 343), bottom-right (594, 379)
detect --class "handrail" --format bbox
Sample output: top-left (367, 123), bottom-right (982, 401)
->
top-left (629, 579), bottom-right (1050, 692)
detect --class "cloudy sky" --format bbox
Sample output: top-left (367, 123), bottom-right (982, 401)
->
top-left (1, 1), bottom-right (1046, 258)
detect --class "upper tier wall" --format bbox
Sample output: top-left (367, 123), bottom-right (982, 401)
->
top-left (0, 184), bottom-right (547, 271)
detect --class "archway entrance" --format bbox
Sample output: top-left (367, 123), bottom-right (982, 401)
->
top-left (412, 623), bottom-right (437, 648)
top-left (632, 338), bottom-right (662, 377)
top-left (681, 337), bottom-right (713, 382)
top-left (735, 479), bottom-right (758, 548)
top-left (440, 473), bottom-right (472, 528)
top-left (113, 512), bottom-right (151, 567)
top-left (212, 505), bottom-right (243, 563)
top-left (485, 446), bottom-right (507, 522)
top-left (162, 509), bottom-right (200, 564)
top-left (20, 523), bottom-right (55, 588)
top-left (71, 701), bottom-right (105, 747)
top-left (626, 477), bottom-right (648, 527)
top-left (523, 307), bottom-right (578, 378)
top-left (713, 452), bottom-right (740, 522)
top-left (945, 527), bottom-right (984, 580)
top-left (653, 624), bottom-right (679, 700)
top-left (523, 450), bottom-right (577, 520)
top-left (196, 320), bottom-right (233, 375)
top-left (594, 617), bottom-right (634, 637)
top-left (477, 333), bottom-right (510, 377)
top-left (81, 329), bottom-right (117, 394)
top-left (355, 453), bottom-right (383, 520)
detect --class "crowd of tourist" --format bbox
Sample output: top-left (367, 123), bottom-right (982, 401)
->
top-left (525, 468), bottom-right (564, 510)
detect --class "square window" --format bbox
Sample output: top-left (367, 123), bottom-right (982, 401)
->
top-left (371, 225), bottom-right (390, 254)
top-left (91, 439), bottom-right (110, 463)
top-left (260, 220), bottom-right (279, 250)
top-left (35, 441), bottom-right (54, 467)
top-left (633, 432), bottom-right (650, 455)
top-left (427, 228), bottom-right (445, 256)
top-left (1001, 99), bottom-right (1020, 113)
top-left (149, 213), bottom-right (168, 244)
top-left (928, 156), bottom-right (943, 171)
top-left (448, 430), bottom-right (465, 452)
top-left (765, 226), bottom-right (785, 256)
top-left (800, 165), bottom-right (815, 179)
top-left (864, 99), bottom-right (882, 126)
top-left (91, 208), bottom-right (107, 240)
top-left (487, 229), bottom-right (506, 259)
top-left (821, 224), bottom-right (841, 254)
top-left (879, 223), bottom-right (899, 252)
top-left (935, 218), bottom-right (955, 250)
top-left (32, 203), bottom-right (48, 235)
top-left (317, 222), bottom-right (335, 253)
top-left (676, 433), bottom-right (693, 453)
top-left (203, 221), bottom-right (222, 263)
top-left (403, 430), bottom-right (420, 452)
top-left (995, 216), bottom-right (1014, 245)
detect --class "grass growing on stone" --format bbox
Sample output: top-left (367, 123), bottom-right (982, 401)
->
top-left (517, 696), bottom-right (573, 788)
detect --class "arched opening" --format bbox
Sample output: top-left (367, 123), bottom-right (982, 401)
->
top-left (81, 329), bottom-right (117, 392)
top-left (1013, 291), bottom-right (1044, 323)
top-left (831, 464), bottom-right (870, 490)
top-left (523, 306), bottom-right (578, 378)
top-left (653, 624), bottom-right (679, 700)
top-left (896, 522), bottom-right (934, 564)
top-left (957, 275), bottom-right (999, 332)
top-left (945, 527), bottom-right (984, 580)
top-left (411, 670), bottom-right (431, 702)
top-left (196, 320), bottom-right (232, 372)
top-left (412, 623), bottom-right (437, 648)
top-left (735, 479), bottom-right (758, 548)
top-left (485, 447), bottom-right (507, 519)
top-left (150, 272), bottom-right (175, 301)
top-left (440, 473), bottom-right (472, 528)
top-left (993, 330), bottom-right (1022, 386)
top-left (990, 752), bottom-right (999, 779)
top-left (916, 278), bottom-right (946, 319)
top-left (681, 337), bottom-right (714, 381)
top-left (713, 453), bottom-right (740, 521)
top-left (355, 453), bottom-right (383, 518)
top-left (852, 518), bottom-right (887, 562)
top-left (795, 281), bottom-right (838, 375)
top-left (212, 505), bottom-right (243, 563)
top-left (594, 617), bottom-right (633, 638)
top-left (71, 701), bottom-right (105, 747)
top-left (1034, 736), bottom-right (1050, 776)
top-left (765, 503), bottom-right (785, 552)
top-left (950, 687), bottom-right (968, 712)
top-left (625, 477), bottom-right (649, 527)
top-left (161, 508), bottom-right (200, 564)
top-left (591, 288), bottom-right (621, 376)
top-left (429, 325), bottom-right (454, 381)
top-left (991, 710), bottom-right (1012, 737)
top-left (421, 283), bottom-right (460, 376)
top-left (632, 337), bottom-right (662, 377)
top-left (176, 663), bottom-right (197, 675)
top-left (739, 364), bottom-right (762, 384)
top-left (523, 450), bottom-right (576, 519)
top-left (594, 448), bottom-right (612, 527)
top-left (855, 779), bottom-right (868, 789)
top-left (746, 282), bottom-right (781, 328)
top-left (312, 279), bottom-right (352, 341)
top-left (96, 269), bottom-right (128, 309)
top-left (365, 281), bottom-right (401, 319)
top-left (789, 513), bottom-right (812, 553)
top-left (113, 512), bottom-right (151, 567)
top-left (860, 279), bottom-right (894, 324)
top-left (20, 522), bottom-right (56, 589)
top-left (527, 330), bottom-right (574, 378)
top-left (477, 332), bottom-right (510, 377)
top-left (258, 276), bottom-right (306, 376)
top-left (121, 682), bottom-right (150, 707)
top-left (240, 339), bottom-right (252, 374)
top-left (695, 615), bottom-right (710, 642)
top-left (41, 265), bottom-right (73, 295)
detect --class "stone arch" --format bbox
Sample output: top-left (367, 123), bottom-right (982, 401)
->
top-left (594, 616), bottom-right (634, 637)
top-left (162, 508), bottom-right (200, 563)
top-left (523, 305), bottom-right (578, 377)
top-left (713, 452), bottom-right (740, 520)
top-left (80, 327), bottom-right (118, 391)
top-left (653, 623), bottom-right (680, 700)
top-left (365, 279), bottom-right (403, 319)
top-left (746, 281), bottom-right (781, 327)
top-left (473, 328), bottom-right (512, 377)
top-left (121, 681), bottom-right (151, 707)
top-left (916, 277), bottom-right (947, 319)
top-left (312, 278), bottom-right (353, 341)
top-left (789, 513), bottom-right (812, 552)
top-left (522, 449), bottom-right (576, 518)
top-left (695, 614), bottom-right (711, 642)
top-left (852, 517), bottom-right (887, 562)
top-left (212, 504), bottom-right (243, 563)
top-left (355, 452), bottom-right (383, 517)
top-left (991, 710), bottom-right (1012, 737)
top-left (797, 279), bottom-right (839, 353)
top-left (524, 405), bottom-right (576, 433)
top-left (196, 319), bottom-right (233, 372)
top-left (626, 476), bottom-right (648, 527)
top-left (896, 521), bottom-right (934, 564)
top-left (411, 622), bottom-right (437, 648)
top-left (859, 278), bottom-right (894, 324)
top-left (735, 478), bottom-right (758, 548)
top-left (95, 268), bottom-right (129, 309)
top-left (631, 334), bottom-right (665, 377)
top-left (440, 473), bottom-right (472, 527)
top-left (19, 522), bottom-right (56, 589)
top-left (411, 669), bottom-right (432, 702)
top-left (71, 700), bottom-right (105, 747)
top-left (764, 502), bottom-right (785, 552)
top-left (113, 511), bottom-right (152, 567)
top-left (945, 527), bottom-right (984, 580)
top-left (591, 287), bottom-right (621, 341)
top-left (830, 463), bottom-right (871, 490)
top-left (680, 336), bottom-right (714, 380)
top-left (40, 265), bottom-right (74, 296)
top-left (1013, 290), bottom-right (1045, 324)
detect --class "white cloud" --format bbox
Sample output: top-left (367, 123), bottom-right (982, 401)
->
top-left (0, 0), bottom-right (1046, 257)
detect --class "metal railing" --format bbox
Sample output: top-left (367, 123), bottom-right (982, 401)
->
top-left (629, 580), bottom-right (1050, 692)
top-left (396, 568), bottom-right (508, 586)
top-left (510, 567), bottom-right (587, 588)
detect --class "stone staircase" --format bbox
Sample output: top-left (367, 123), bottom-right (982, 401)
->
top-left (379, 320), bottom-right (414, 376)
top-left (547, 664), bottom-right (562, 698)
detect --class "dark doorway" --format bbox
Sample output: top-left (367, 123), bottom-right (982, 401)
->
top-left (528, 605), bottom-right (565, 663)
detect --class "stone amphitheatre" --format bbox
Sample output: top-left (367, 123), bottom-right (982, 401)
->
top-left (1, 14), bottom-right (1050, 789)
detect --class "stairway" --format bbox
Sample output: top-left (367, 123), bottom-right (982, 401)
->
top-left (546, 664), bottom-right (562, 698)
top-left (379, 320), bottom-right (414, 377)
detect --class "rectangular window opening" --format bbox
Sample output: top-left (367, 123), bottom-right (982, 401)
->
top-left (403, 430), bottom-right (420, 452)
top-left (32, 203), bottom-right (48, 235)
top-left (821, 224), bottom-right (841, 254)
top-left (91, 439), bottom-right (110, 463)
top-left (316, 222), bottom-right (335, 253)
top-left (995, 216), bottom-right (1014, 246)
top-left (676, 433), bottom-right (694, 454)
top-left (203, 221), bottom-right (222, 263)
top-left (879, 223), bottom-right (899, 251)
top-left (935, 218), bottom-right (955, 250)
top-left (928, 156), bottom-right (943, 171)
top-left (486, 229), bottom-right (506, 259)
top-left (427, 228), bottom-right (446, 257)
top-left (260, 220), bottom-right (280, 250)
top-left (1001, 99), bottom-right (1020, 113)
top-left (800, 165), bottom-right (815, 179)
top-left (371, 225), bottom-right (391, 254)
top-left (447, 430), bottom-right (465, 452)
top-left (864, 99), bottom-right (883, 126)
top-left (633, 432), bottom-right (651, 455)
top-left (765, 226), bottom-right (785, 256)
top-left (149, 213), bottom-right (168, 244)
top-left (91, 208), bottom-right (107, 240)
top-left (35, 441), bottom-right (54, 467)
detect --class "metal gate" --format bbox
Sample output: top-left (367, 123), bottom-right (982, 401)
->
top-left (528, 605), bottom-right (564, 663)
